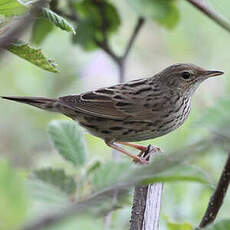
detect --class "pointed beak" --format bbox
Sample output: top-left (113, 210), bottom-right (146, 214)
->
top-left (204, 70), bottom-right (224, 77)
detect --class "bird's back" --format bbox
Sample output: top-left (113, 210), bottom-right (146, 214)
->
top-left (63, 78), bottom-right (192, 142)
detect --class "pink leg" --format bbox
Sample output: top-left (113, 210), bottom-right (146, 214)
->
top-left (118, 142), bottom-right (147, 152)
top-left (119, 142), bottom-right (161, 158)
top-left (105, 141), bottom-right (148, 164)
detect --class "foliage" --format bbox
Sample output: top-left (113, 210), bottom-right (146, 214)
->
top-left (71, 0), bottom-right (120, 51)
top-left (48, 120), bottom-right (87, 167)
top-left (166, 220), bottom-right (193, 230)
top-left (204, 219), bottom-right (230, 230)
top-left (42, 7), bottom-right (76, 34)
top-left (7, 41), bottom-right (59, 73)
top-left (0, 160), bottom-right (28, 230)
top-left (31, 18), bottom-right (54, 45)
top-left (34, 168), bottom-right (77, 195)
top-left (0, 0), bottom-right (27, 16)
top-left (127, 0), bottom-right (179, 28)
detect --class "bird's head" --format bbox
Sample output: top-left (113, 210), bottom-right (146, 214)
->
top-left (158, 63), bottom-right (224, 95)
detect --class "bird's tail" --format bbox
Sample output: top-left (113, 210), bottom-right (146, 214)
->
top-left (1, 96), bottom-right (59, 112)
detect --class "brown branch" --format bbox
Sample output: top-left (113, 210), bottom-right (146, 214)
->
top-left (186, 0), bottom-right (230, 33)
top-left (94, 39), bottom-right (120, 64)
top-left (0, 1), bottom-right (47, 50)
top-left (52, 1), bottom-right (145, 83)
top-left (117, 17), bottom-right (145, 83)
top-left (130, 185), bottom-right (148, 229)
top-left (130, 146), bottom-right (163, 230)
top-left (199, 153), bottom-right (230, 228)
top-left (122, 17), bottom-right (145, 60)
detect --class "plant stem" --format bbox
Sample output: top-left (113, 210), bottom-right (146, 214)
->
top-left (130, 146), bottom-right (163, 230)
top-left (199, 153), bottom-right (230, 228)
top-left (186, 0), bottom-right (230, 33)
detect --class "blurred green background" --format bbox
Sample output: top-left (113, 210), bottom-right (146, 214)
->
top-left (1, 0), bottom-right (230, 229)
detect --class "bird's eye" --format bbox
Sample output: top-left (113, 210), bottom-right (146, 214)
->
top-left (182, 71), bottom-right (191, 80)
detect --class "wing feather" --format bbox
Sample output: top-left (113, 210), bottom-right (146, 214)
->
top-left (58, 78), bottom-right (163, 120)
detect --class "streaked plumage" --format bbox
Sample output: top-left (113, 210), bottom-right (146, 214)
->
top-left (2, 63), bottom-right (223, 163)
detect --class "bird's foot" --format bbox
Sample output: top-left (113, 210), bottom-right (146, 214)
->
top-left (134, 145), bottom-right (161, 164)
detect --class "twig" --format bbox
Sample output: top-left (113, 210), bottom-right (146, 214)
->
top-left (186, 0), bottom-right (230, 33)
top-left (122, 17), bottom-right (145, 60)
top-left (0, 1), bottom-right (46, 50)
top-left (130, 146), bottom-right (163, 230)
top-left (118, 17), bottom-right (145, 83)
top-left (130, 186), bottom-right (148, 230)
top-left (53, 1), bottom-right (145, 83)
top-left (94, 39), bottom-right (120, 65)
top-left (199, 153), bottom-right (230, 228)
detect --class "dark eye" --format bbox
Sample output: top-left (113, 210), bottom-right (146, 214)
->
top-left (182, 71), bottom-right (191, 80)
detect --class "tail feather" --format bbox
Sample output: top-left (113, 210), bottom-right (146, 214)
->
top-left (1, 96), bottom-right (58, 112)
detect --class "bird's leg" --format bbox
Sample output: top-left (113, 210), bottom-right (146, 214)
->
top-left (105, 140), bottom-right (148, 164)
top-left (118, 142), bottom-right (147, 157)
top-left (119, 142), bottom-right (161, 162)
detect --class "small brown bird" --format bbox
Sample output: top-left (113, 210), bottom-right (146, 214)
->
top-left (2, 64), bottom-right (223, 163)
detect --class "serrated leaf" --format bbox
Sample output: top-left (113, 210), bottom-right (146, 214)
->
top-left (127, 0), bottom-right (179, 29)
top-left (0, 160), bottom-right (28, 230)
top-left (0, 0), bottom-right (27, 16)
top-left (48, 120), bottom-right (87, 167)
top-left (31, 18), bottom-right (54, 45)
top-left (73, 0), bottom-right (120, 51)
top-left (7, 41), bottom-right (59, 72)
top-left (34, 168), bottom-right (77, 195)
top-left (42, 7), bottom-right (76, 34)
top-left (205, 219), bottom-right (230, 230)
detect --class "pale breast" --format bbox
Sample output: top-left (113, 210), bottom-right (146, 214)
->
top-left (76, 95), bottom-right (192, 142)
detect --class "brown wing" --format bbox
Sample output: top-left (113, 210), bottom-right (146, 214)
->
top-left (58, 78), bottom-right (163, 120)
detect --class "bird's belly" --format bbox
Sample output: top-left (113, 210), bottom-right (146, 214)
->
top-left (77, 99), bottom-right (191, 142)
top-left (79, 113), bottom-right (190, 142)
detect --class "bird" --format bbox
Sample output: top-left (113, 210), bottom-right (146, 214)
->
top-left (1, 63), bottom-right (223, 163)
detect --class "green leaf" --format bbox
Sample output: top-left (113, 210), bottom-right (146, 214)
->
top-left (0, 0), bottom-right (27, 16)
top-left (7, 41), bottom-right (59, 73)
top-left (127, 0), bottom-right (179, 28)
top-left (167, 221), bottom-right (193, 230)
top-left (91, 161), bottom-right (132, 191)
top-left (48, 120), bottom-right (87, 167)
top-left (34, 168), bottom-right (77, 195)
top-left (27, 179), bottom-right (70, 206)
top-left (73, 0), bottom-right (120, 51)
top-left (205, 219), bottom-right (230, 230)
top-left (141, 165), bottom-right (213, 187)
top-left (91, 162), bottom-right (212, 193)
top-left (42, 7), bottom-right (76, 34)
top-left (0, 160), bottom-right (28, 230)
top-left (31, 18), bottom-right (54, 45)
top-left (24, 138), bottom-right (229, 224)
